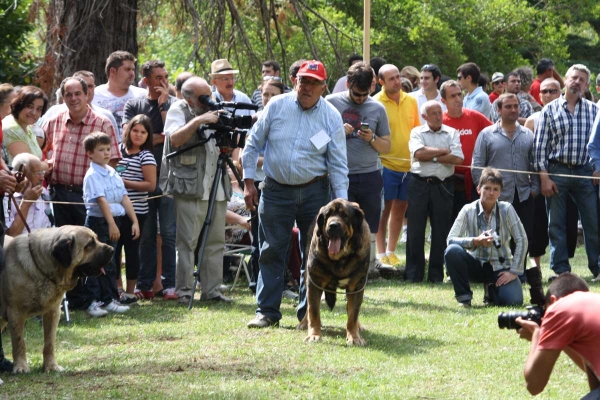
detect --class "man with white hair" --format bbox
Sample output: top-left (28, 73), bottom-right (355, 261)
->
top-left (535, 64), bottom-right (600, 281)
top-left (405, 100), bottom-right (463, 282)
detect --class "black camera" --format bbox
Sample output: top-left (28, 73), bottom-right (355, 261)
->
top-left (198, 94), bottom-right (257, 148)
top-left (498, 306), bottom-right (544, 330)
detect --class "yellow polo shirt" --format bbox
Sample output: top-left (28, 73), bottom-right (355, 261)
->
top-left (373, 89), bottom-right (420, 172)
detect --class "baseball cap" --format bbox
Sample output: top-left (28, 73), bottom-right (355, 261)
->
top-left (491, 72), bottom-right (505, 83)
top-left (296, 60), bottom-right (327, 81)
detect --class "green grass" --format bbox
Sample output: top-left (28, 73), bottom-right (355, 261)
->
top-left (1, 244), bottom-right (597, 399)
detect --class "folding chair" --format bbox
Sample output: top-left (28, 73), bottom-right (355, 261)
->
top-left (225, 243), bottom-right (252, 291)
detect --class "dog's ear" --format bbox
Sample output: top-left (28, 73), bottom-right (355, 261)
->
top-left (315, 206), bottom-right (328, 237)
top-left (350, 202), bottom-right (365, 234)
top-left (52, 236), bottom-right (74, 268)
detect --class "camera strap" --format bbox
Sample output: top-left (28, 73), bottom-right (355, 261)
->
top-left (476, 201), bottom-right (506, 264)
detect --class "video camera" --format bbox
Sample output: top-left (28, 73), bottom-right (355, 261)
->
top-left (198, 94), bottom-right (258, 149)
top-left (498, 305), bottom-right (544, 330)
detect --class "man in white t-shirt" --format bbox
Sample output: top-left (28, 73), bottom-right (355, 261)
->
top-left (92, 51), bottom-right (147, 142)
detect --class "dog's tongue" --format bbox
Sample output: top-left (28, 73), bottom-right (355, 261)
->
top-left (100, 267), bottom-right (106, 275)
top-left (328, 238), bottom-right (341, 255)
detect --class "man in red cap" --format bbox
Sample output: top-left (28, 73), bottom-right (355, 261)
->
top-left (242, 60), bottom-right (348, 328)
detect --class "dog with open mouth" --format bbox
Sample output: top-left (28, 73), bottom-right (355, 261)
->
top-left (0, 226), bottom-right (113, 374)
top-left (299, 199), bottom-right (370, 345)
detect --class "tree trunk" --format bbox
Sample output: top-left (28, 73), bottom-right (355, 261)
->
top-left (39, 0), bottom-right (138, 101)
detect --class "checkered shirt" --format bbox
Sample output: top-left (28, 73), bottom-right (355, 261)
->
top-left (42, 107), bottom-right (120, 186)
top-left (534, 95), bottom-right (599, 171)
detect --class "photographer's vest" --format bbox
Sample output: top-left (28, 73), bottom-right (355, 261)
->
top-left (161, 100), bottom-right (232, 200)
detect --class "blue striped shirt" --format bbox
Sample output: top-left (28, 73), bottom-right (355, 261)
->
top-left (534, 95), bottom-right (598, 171)
top-left (242, 92), bottom-right (348, 198)
top-left (586, 113), bottom-right (600, 172)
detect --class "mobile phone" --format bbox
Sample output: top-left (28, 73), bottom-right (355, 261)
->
top-left (360, 122), bottom-right (369, 131)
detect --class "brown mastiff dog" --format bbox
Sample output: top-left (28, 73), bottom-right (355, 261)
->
top-left (299, 199), bottom-right (370, 346)
top-left (0, 226), bottom-right (114, 373)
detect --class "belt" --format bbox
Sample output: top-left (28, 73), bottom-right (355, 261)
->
top-left (548, 160), bottom-right (583, 169)
top-left (270, 174), bottom-right (328, 188)
top-left (52, 184), bottom-right (83, 194)
top-left (413, 175), bottom-right (446, 184)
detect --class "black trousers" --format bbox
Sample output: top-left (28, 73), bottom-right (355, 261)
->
top-left (405, 177), bottom-right (454, 282)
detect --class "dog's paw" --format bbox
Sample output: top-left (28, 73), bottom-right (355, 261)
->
top-left (44, 363), bottom-right (64, 373)
top-left (12, 362), bottom-right (30, 374)
top-left (304, 334), bottom-right (322, 343)
top-left (346, 335), bottom-right (366, 346)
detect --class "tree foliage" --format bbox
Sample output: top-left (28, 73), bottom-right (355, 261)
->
top-left (0, 0), bottom-right (37, 84)
top-left (10, 0), bottom-right (600, 96)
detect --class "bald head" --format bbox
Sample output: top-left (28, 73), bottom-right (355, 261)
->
top-left (421, 100), bottom-right (443, 131)
top-left (378, 64), bottom-right (402, 96)
top-left (181, 77), bottom-right (211, 99)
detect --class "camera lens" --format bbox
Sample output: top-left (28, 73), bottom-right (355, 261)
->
top-left (497, 311), bottom-right (529, 330)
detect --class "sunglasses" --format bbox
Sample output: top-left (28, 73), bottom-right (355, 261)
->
top-left (540, 89), bottom-right (559, 94)
top-left (457, 75), bottom-right (463, 80)
top-left (493, 81), bottom-right (505, 85)
top-left (350, 89), bottom-right (370, 98)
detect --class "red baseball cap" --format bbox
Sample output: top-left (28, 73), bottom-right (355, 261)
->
top-left (297, 60), bottom-right (327, 81)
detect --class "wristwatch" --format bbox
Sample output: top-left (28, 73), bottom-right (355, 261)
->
top-left (370, 133), bottom-right (376, 143)
top-left (432, 156), bottom-right (438, 163)
top-left (160, 103), bottom-right (169, 112)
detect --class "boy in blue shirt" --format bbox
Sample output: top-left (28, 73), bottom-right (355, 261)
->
top-left (82, 132), bottom-right (140, 317)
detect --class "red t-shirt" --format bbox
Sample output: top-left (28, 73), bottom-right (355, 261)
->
top-left (529, 78), bottom-right (542, 104)
top-left (489, 91), bottom-right (500, 103)
top-left (442, 109), bottom-right (492, 197)
top-left (538, 291), bottom-right (600, 380)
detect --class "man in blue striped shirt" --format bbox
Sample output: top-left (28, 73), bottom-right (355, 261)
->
top-left (534, 64), bottom-right (600, 281)
top-left (242, 60), bottom-right (348, 328)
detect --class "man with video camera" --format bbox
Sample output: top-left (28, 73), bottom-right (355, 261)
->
top-left (517, 273), bottom-right (600, 398)
top-left (162, 76), bottom-right (233, 304)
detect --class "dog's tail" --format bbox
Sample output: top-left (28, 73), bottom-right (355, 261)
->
top-left (325, 291), bottom-right (336, 310)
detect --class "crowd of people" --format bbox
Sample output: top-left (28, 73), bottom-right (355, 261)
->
top-left (0, 50), bottom-right (599, 396)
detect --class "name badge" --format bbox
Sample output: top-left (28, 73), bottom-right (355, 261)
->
top-left (310, 130), bottom-right (331, 150)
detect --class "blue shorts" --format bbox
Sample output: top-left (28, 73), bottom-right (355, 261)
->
top-left (382, 167), bottom-right (411, 201)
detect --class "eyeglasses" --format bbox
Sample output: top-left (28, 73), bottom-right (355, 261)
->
top-left (540, 89), bottom-right (559, 94)
top-left (33, 170), bottom-right (47, 177)
top-left (457, 75), bottom-right (463, 80)
top-left (298, 77), bottom-right (324, 87)
top-left (350, 89), bottom-right (370, 98)
top-left (214, 76), bottom-right (235, 82)
top-left (263, 76), bottom-right (282, 82)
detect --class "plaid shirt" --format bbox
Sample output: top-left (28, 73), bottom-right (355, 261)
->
top-left (42, 107), bottom-right (120, 186)
top-left (533, 95), bottom-right (599, 171)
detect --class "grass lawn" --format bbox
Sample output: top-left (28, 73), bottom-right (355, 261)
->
top-left (1, 242), bottom-right (597, 399)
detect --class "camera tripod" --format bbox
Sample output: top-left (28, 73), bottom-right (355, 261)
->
top-left (187, 148), bottom-right (243, 309)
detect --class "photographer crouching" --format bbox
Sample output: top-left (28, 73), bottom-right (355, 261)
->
top-left (516, 273), bottom-right (599, 398)
top-left (162, 77), bottom-right (233, 304)
top-left (444, 167), bottom-right (526, 307)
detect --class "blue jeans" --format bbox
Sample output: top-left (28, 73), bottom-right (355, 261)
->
top-left (444, 244), bottom-right (523, 306)
top-left (256, 177), bottom-right (330, 322)
top-left (83, 215), bottom-right (120, 305)
top-left (137, 188), bottom-right (177, 291)
top-left (546, 163), bottom-right (600, 276)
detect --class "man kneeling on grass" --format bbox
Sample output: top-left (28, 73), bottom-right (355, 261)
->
top-left (444, 167), bottom-right (526, 307)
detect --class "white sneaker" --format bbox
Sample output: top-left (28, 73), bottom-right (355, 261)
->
top-left (592, 274), bottom-right (600, 283)
top-left (400, 226), bottom-right (408, 244)
top-left (87, 301), bottom-right (108, 318)
top-left (282, 289), bottom-right (299, 300)
top-left (102, 300), bottom-right (130, 313)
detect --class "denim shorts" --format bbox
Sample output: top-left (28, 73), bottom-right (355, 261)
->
top-left (382, 167), bottom-right (411, 201)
